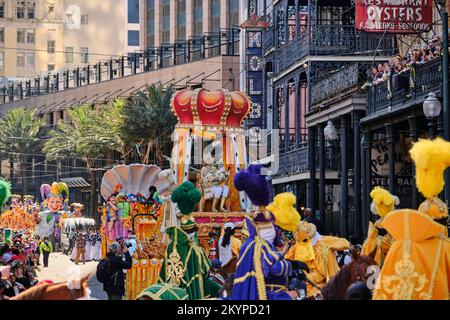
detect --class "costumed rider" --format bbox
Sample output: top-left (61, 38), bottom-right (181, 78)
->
top-left (70, 203), bottom-right (84, 218)
top-left (361, 187), bottom-right (398, 267)
top-left (35, 182), bottom-right (69, 251)
top-left (159, 181), bottom-right (221, 300)
top-left (231, 164), bottom-right (302, 300)
top-left (374, 138), bottom-right (450, 300)
top-left (285, 219), bottom-right (345, 299)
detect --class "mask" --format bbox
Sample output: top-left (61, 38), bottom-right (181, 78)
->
top-left (259, 226), bottom-right (276, 244)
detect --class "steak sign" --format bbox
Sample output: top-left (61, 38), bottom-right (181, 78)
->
top-left (355, 0), bottom-right (433, 33)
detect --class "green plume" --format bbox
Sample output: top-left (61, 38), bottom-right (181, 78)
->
top-left (171, 181), bottom-right (202, 215)
top-left (0, 179), bottom-right (12, 209)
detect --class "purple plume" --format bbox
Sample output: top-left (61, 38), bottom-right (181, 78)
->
top-left (234, 164), bottom-right (272, 206)
top-left (40, 184), bottom-right (51, 201)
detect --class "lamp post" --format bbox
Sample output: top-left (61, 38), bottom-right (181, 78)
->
top-left (423, 92), bottom-right (442, 138)
top-left (436, 0), bottom-right (450, 206)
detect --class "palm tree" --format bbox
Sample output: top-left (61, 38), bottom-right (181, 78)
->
top-left (100, 99), bottom-right (134, 163)
top-left (0, 108), bottom-right (46, 196)
top-left (43, 105), bottom-right (114, 216)
top-left (121, 84), bottom-right (177, 166)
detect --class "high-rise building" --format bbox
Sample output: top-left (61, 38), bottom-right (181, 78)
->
top-left (0, 0), bottom-right (138, 79)
top-left (143, 0), bottom-right (240, 48)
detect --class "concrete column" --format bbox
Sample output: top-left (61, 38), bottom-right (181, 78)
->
top-left (307, 126), bottom-right (316, 212)
top-left (220, 0), bottom-right (229, 29)
top-left (385, 122), bottom-right (395, 194)
top-left (154, 0), bottom-right (161, 46)
top-left (408, 115), bottom-right (418, 208)
top-left (318, 122), bottom-right (326, 234)
top-left (170, 0), bottom-right (177, 43)
top-left (203, 0), bottom-right (211, 34)
top-left (353, 111), bottom-right (363, 242)
top-left (340, 116), bottom-right (349, 238)
top-left (186, 0), bottom-right (194, 38)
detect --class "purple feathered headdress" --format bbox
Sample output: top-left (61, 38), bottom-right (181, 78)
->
top-left (234, 164), bottom-right (272, 206)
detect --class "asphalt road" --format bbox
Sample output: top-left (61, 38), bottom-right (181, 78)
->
top-left (36, 252), bottom-right (107, 300)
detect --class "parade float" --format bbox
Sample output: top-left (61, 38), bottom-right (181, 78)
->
top-left (98, 88), bottom-right (252, 299)
top-left (171, 88), bottom-right (251, 252)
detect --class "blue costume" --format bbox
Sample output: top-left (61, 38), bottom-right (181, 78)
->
top-left (231, 164), bottom-right (294, 300)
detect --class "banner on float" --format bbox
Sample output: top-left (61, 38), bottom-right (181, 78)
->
top-left (355, 0), bottom-right (433, 33)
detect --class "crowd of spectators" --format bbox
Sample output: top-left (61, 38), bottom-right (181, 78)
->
top-left (367, 36), bottom-right (443, 87)
top-left (0, 229), bottom-right (41, 300)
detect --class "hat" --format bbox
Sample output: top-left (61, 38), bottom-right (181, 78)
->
top-left (40, 182), bottom-right (69, 200)
top-left (224, 222), bottom-right (235, 230)
top-left (234, 164), bottom-right (272, 206)
top-left (370, 187), bottom-right (399, 217)
top-left (108, 242), bottom-right (120, 253)
top-left (171, 182), bottom-right (202, 232)
top-left (0, 179), bottom-right (11, 209)
top-left (409, 138), bottom-right (450, 219)
top-left (266, 192), bottom-right (301, 232)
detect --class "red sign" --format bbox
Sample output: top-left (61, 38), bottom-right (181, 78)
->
top-left (355, 0), bottom-right (433, 33)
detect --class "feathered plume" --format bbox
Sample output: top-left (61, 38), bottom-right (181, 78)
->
top-left (267, 192), bottom-right (301, 232)
top-left (409, 138), bottom-right (450, 199)
top-left (0, 179), bottom-right (12, 209)
top-left (370, 186), bottom-right (397, 217)
top-left (40, 184), bottom-right (51, 200)
top-left (171, 181), bottom-right (202, 215)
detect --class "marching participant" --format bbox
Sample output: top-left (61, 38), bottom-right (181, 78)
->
top-left (159, 181), bottom-right (221, 300)
top-left (374, 138), bottom-right (450, 300)
top-left (217, 222), bottom-right (241, 274)
top-left (231, 164), bottom-right (301, 300)
top-left (361, 186), bottom-right (398, 267)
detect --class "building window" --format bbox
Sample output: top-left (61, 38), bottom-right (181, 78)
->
top-left (80, 47), bottom-right (88, 63)
top-left (48, 64), bottom-right (55, 71)
top-left (66, 13), bottom-right (73, 25)
top-left (147, 0), bottom-right (155, 46)
top-left (26, 52), bottom-right (35, 68)
top-left (287, 0), bottom-right (296, 42)
top-left (0, 52), bottom-right (4, 71)
top-left (16, 1), bottom-right (25, 18)
top-left (277, 7), bottom-right (286, 47)
top-left (128, 0), bottom-right (139, 23)
top-left (65, 47), bottom-right (74, 63)
top-left (17, 52), bottom-right (25, 68)
top-left (161, 0), bottom-right (170, 43)
top-left (229, 0), bottom-right (239, 28)
top-left (26, 29), bottom-right (35, 43)
top-left (0, 1), bottom-right (5, 18)
top-left (177, 0), bottom-right (186, 40)
top-left (81, 14), bottom-right (88, 24)
top-left (27, 1), bottom-right (35, 19)
top-left (211, 0), bottom-right (221, 32)
top-left (193, 0), bottom-right (203, 36)
top-left (47, 40), bottom-right (55, 53)
top-left (17, 29), bottom-right (26, 43)
top-left (0, 28), bottom-right (4, 43)
top-left (128, 30), bottom-right (139, 46)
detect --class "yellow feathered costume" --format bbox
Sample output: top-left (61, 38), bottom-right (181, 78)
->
top-left (361, 186), bottom-right (397, 267)
top-left (285, 221), bottom-right (346, 297)
top-left (374, 138), bottom-right (450, 300)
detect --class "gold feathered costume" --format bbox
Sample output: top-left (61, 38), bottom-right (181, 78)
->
top-left (374, 138), bottom-right (450, 300)
top-left (267, 192), bottom-right (301, 232)
top-left (361, 186), bottom-right (397, 267)
top-left (285, 221), bottom-right (348, 297)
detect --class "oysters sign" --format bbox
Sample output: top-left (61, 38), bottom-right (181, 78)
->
top-left (355, 0), bottom-right (433, 33)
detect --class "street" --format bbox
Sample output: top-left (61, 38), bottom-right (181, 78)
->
top-left (36, 252), bottom-right (107, 300)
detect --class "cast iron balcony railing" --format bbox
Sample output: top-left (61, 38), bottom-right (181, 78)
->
top-left (273, 25), bottom-right (397, 75)
top-left (310, 63), bottom-right (370, 110)
top-left (367, 58), bottom-right (443, 115)
top-left (0, 27), bottom-right (240, 105)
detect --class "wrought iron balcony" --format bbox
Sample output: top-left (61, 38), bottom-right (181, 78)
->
top-left (367, 58), bottom-right (443, 115)
top-left (274, 25), bottom-right (397, 75)
top-left (310, 63), bottom-right (369, 109)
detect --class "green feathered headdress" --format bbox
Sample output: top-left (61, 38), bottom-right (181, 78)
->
top-left (0, 179), bottom-right (12, 209)
top-left (171, 181), bottom-right (201, 215)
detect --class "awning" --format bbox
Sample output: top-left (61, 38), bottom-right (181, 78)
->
top-left (60, 177), bottom-right (91, 193)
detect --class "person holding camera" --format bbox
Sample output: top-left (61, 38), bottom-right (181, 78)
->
top-left (99, 241), bottom-right (132, 300)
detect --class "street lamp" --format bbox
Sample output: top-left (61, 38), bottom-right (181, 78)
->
top-left (324, 120), bottom-right (338, 141)
top-left (423, 92), bottom-right (442, 137)
top-left (435, 0), bottom-right (450, 206)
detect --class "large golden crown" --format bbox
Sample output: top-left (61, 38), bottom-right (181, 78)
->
top-left (171, 88), bottom-right (251, 130)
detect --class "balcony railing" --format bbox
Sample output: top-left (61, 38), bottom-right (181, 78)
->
top-left (274, 25), bottom-right (397, 74)
top-left (367, 58), bottom-right (443, 115)
top-left (0, 28), bottom-right (240, 105)
top-left (310, 63), bottom-right (369, 108)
